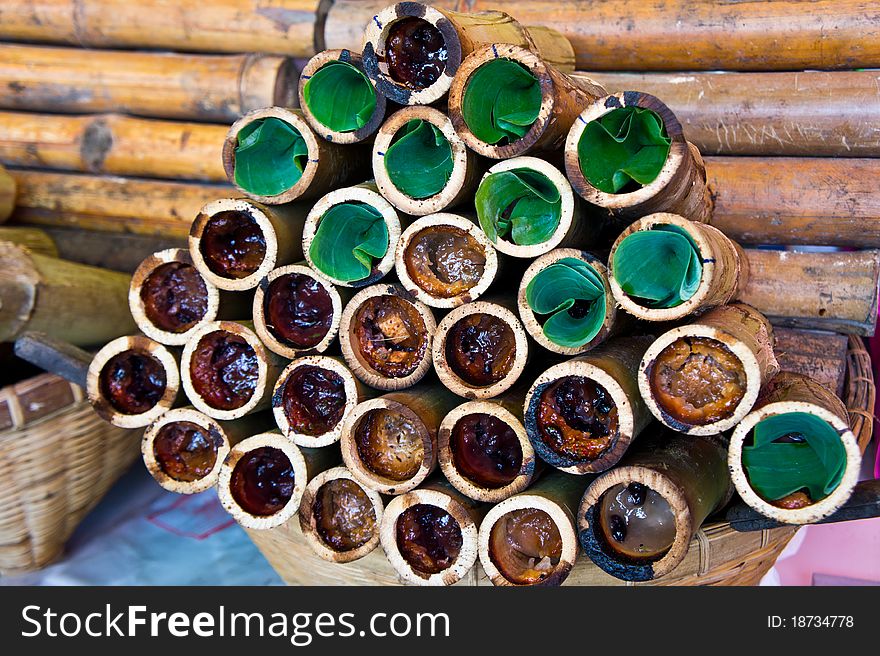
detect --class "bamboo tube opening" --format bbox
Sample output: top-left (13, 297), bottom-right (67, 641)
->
top-left (87, 335), bottom-right (179, 428)
top-left (473, 156), bottom-right (581, 258)
top-left (141, 408), bottom-right (228, 494)
top-left (608, 213), bottom-right (748, 322)
top-left (564, 92), bottom-right (711, 223)
top-left (302, 184), bottom-right (402, 288)
top-left (395, 213), bottom-right (497, 309)
top-left (517, 248), bottom-right (617, 355)
top-left (373, 106), bottom-right (477, 216)
top-left (432, 301), bottom-right (529, 399)
top-left (129, 248), bottom-right (218, 346)
top-left (728, 373), bottom-right (862, 525)
top-left (339, 283), bottom-right (435, 390)
top-left (298, 49), bottom-right (386, 144)
top-left (252, 264), bottom-right (343, 358)
top-left (216, 433), bottom-right (309, 530)
top-left (380, 487), bottom-right (479, 586)
top-left (298, 466), bottom-right (384, 563)
top-left (438, 401), bottom-right (535, 503)
top-left (272, 356), bottom-right (361, 448)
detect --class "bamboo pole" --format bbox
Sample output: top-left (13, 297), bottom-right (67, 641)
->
top-left (0, 44), bottom-right (298, 123)
top-left (0, 112), bottom-right (227, 182)
top-left (0, 241), bottom-right (136, 345)
top-left (0, 164), bottom-right (14, 222)
top-left (0, 228), bottom-right (57, 257)
top-left (40, 229), bottom-right (184, 274)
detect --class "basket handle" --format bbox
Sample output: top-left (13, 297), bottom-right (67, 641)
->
top-left (14, 332), bottom-right (92, 389)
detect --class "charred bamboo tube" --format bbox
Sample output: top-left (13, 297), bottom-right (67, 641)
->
top-left (338, 283), bottom-right (436, 390)
top-left (188, 198), bottom-right (305, 292)
top-left (299, 49), bottom-right (387, 145)
top-left (394, 213), bottom-right (497, 308)
top-left (565, 92), bottom-right (712, 224)
top-left (0, 0), bottom-right (322, 58)
top-left (0, 164), bottom-right (14, 222)
top-left (478, 471), bottom-right (587, 586)
top-left (524, 337), bottom-right (653, 475)
top-left (253, 264), bottom-right (345, 359)
top-left (180, 321), bottom-right (286, 421)
top-left (578, 430), bottom-right (732, 582)
top-left (298, 465), bottom-right (385, 563)
top-left (340, 383), bottom-right (460, 495)
top-left (728, 372), bottom-right (862, 525)
top-left (86, 335), bottom-right (179, 429)
top-left (373, 106), bottom-right (481, 215)
top-left (0, 112), bottom-right (226, 182)
top-left (217, 432), bottom-right (339, 531)
top-left (0, 44), bottom-right (298, 123)
top-left (517, 248), bottom-right (618, 356)
top-left (222, 107), bottom-right (365, 205)
top-left (302, 182), bottom-right (402, 288)
top-left (580, 70), bottom-right (880, 158)
top-left (608, 213), bottom-right (748, 322)
top-left (449, 45), bottom-right (604, 159)
top-left (0, 241), bottom-right (135, 345)
top-left (0, 228), bottom-right (57, 257)
top-left (379, 480), bottom-right (483, 586)
top-left (639, 303), bottom-right (779, 435)
top-left (432, 298), bottom-right (530, 400)
top-left (361, 3), bottom-right (575, 106)
top-left (272, 355), bottom-right (368, 448)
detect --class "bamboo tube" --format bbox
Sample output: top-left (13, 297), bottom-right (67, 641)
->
top-left (565, 92), bottom-right (712, 224)
top-left (580, 70), bottom-right (880, 158)
top-left (0, 0), bottom-right (322, 58)
top-left (340, 383), bottom-right (460, 495)
top-left (394, 213), bottom-right (497, 308)
top-left (379, 479), bottom-right (483, 586)
top-left (6, 169), bottom-right (231, 238)
top-left (0, 228), bottom-right (57, 257)
top-left (728, 372), bottom-right (862, 525)
top-left (639, 303), bottom-right (779, 436)
top-left (361, 3), bottom-right (575, 106)
top-left (0, 164), bottom-right (14, 222)
top-left (373, 106), bottom-right (482, 215)
top-left (253, 264), bottom-right (345, 359)
top-left (299, 49), bottom-right (387, 144)
top-left (222, 107), bottom-right (365, 205)
top-left (298, 466), bottom-right (385, 563)
top-left (774, 328), bottom-right (849, 398)
top-left (0, 112), bottom-right (226, 182)
top-left (180, 321), bottom-right (286, 421)
top-left (578, 430), bottom-right (732, 582)
top-left (0, 44), bottom-right (298, 123)
top-left (478, 471), bottom-right (587, 586)
top-left (86, 335), bottom-right (179, 429)
top-left (0, 241), bottom-right (136, 345)
top-left (338, 283), bottom-right (436, 390)
top-left (272, 355), bottom-right (368, 448)
top-left (517, 248), bottom-right (618, 356)
top-left (524, 337), bottom-right (653, 475)
top-left (188, 198), bottom-right (306, 292)
top-left (302, 182), bottom-right (403, 288)
top-left (608, 213), bottom-right (748, 322)
top-left (217, 432), bottom-right (339, 531)
top-left (432, 298), bottom-right (529, 400)
top-left (438, 394), bottom-right (537, 503)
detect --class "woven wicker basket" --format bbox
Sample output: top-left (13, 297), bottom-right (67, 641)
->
top-left (0, 372), bottom-right (140, 574)
top-left (247, 335), bottom-right (875, 586)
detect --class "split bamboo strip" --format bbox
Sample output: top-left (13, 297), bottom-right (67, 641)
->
top-left (0, 164), bottom-right (14, 222)
top-left (0, 228), bottom-right (57, 257)
top-left (0, 44), bottom-right (298, 123)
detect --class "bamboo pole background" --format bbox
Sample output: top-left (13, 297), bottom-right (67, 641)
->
top-left (0, 164), bottom-right (14, 222)
top-left (0, 227), bottom-right (57, 257)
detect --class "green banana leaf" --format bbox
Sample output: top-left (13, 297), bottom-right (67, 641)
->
top-left (611, 224), bottom-right (702, 308)
top-left (578, 106), bottom-right (671, 194)
top-left (475, 168), bottom-right (561, 246)
top-left (302, 60), bottom-right (377, 133)
top-left (234, 117), bottom-right (309, 197)
top-left (525, 258), bottom-right (607, 348)
top-left (308, 202), bottom-right (389, 283)
top-left (461, 58), bottom-right (542, 145)
top-left (383, 119), bottom-right (454, 199)
top-left (742, 412), bottom-right (847, 501)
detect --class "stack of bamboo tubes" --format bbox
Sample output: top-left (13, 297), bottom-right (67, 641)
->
top-left (3, 1), bottom-right (879, 586)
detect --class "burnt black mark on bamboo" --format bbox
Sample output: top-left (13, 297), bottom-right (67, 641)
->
top-left (579, 503), bottom-right (655, 582)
